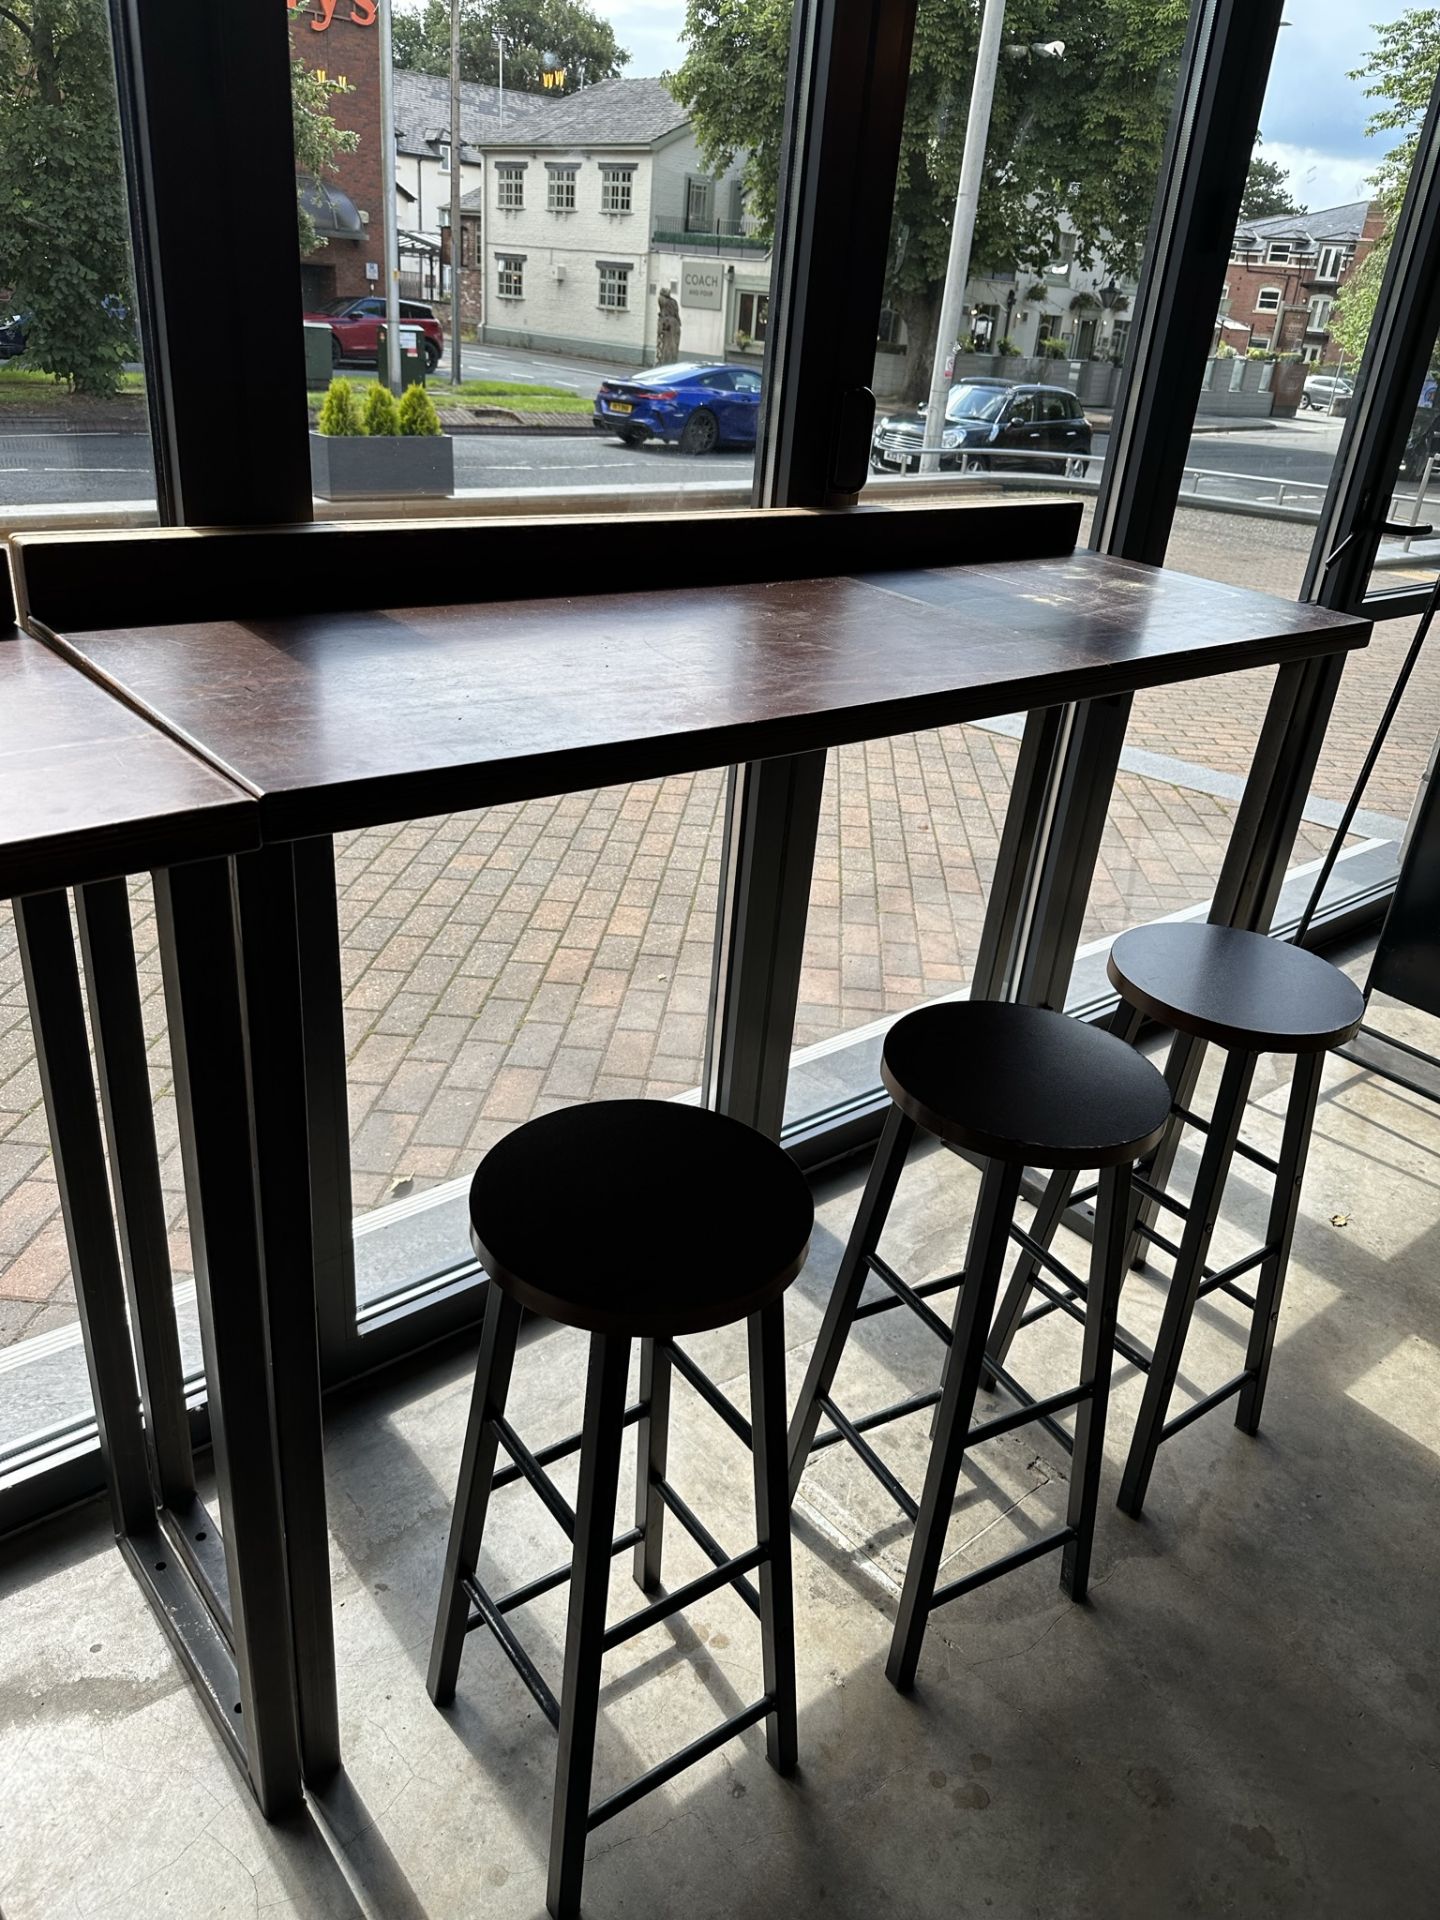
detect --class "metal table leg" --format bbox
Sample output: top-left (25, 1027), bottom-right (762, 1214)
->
top-left (155, 855), bottom-right (313, 1814)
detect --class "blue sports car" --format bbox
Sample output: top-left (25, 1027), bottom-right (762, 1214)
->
top-left (593, 362), bottom-right (762, 454)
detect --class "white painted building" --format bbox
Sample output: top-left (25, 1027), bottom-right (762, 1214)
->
top-left (465, 77), bottom-right (770, 367)
top-left (392, 70), bottom-right (552, 301)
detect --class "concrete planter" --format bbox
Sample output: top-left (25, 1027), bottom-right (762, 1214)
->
top-left (310, 430), bottom-right (454, 500)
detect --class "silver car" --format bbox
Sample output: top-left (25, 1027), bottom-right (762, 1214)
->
top-left (1302, 372), bottom-right (1354, 411)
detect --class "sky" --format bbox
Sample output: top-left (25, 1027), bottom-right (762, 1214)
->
top-left (589, 0), bottom-right (1417, 213)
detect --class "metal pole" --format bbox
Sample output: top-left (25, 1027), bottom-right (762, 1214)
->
top-left (449, 0), bottom-right (463, 385)
top-left (920, 0), bottom-right (1008, 470)
top-left (379, 0), bottom-right (403, 392)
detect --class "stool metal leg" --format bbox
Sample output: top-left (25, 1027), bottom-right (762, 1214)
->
top-left (984, 997), bottom-right (1146, 1387)
top-left (749, 1299), bottom-right (798, 1775)
top-left (1236, 1051), bottom-right (1323, 1437)
top-left (1061, 1163), bottom-right (1130, 1601)
top-left (1118, 1048), bottom-right (1256, 1519)
top-left (428, 1283), bottom-right (523, 1707)
top-left (983, 1162), bottom-right (1076, 1387)
top-left (787, 1104), bottom-right (915, 1499)
top-left (549, 1331), bottom-right (632, 1920)
top-left (633, 1336), bottom-right (673, 1594)
top-left (886, 1158), bottom-right (1023, 1694)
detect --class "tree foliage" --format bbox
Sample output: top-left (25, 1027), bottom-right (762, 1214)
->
top-left (674, 0), bottom-right (1188, 396)
top-left (1241, 148), bottom-right (1305, 221)
top-left (1331, 8), bottom-right (1440, 365)
top-left (293, 31), bottom-right (360, 255)
top-left (394, 0), bottom-right (627, 93)
top-left (0, 0), bottom-right (133, 394)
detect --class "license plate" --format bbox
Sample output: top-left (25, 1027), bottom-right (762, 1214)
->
top-left (881, 452), bottom-right (901, 468)
top-left (609, 400), bottom-right (633, 414)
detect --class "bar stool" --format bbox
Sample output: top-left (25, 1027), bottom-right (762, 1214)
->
top-left (985, 922), bottom-right (1363, 1522)
top-left (427, 1098), bottom-right (813, 1920)
top-left (787, 1002), bottom-right (1170, 1693)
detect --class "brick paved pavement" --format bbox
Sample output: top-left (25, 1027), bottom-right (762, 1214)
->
top-left (2, 500), bottom-right (1433, 1352)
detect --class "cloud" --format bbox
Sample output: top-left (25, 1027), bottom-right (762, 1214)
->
top-left (1264, 142), bottom-right (1383, 212)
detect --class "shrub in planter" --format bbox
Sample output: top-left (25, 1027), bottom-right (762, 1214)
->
top-left (318, 376), bottom-right (363, 436)
top-left (996, 336), bottom-right (1020, 356)
top-left (1038, 336), bottom-right (1069, 359)
top-left (362, 381), bottom-right (401, 435)
top-left (397, 383), bottom-right (443, 435)
top-left (312, 376), bottom-right (452, 498)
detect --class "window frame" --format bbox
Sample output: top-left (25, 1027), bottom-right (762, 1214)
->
top-left (1255, 285), bottom-right (1282, 313)
top-left (547, 165), bottom-right (578, 212)
top-left (596, 261), bottom-right (631, 310)
top-left (496, 163), bottom-right (526, 211)
top-left (496, 253), bottom-right (525, 300)
top-left (600, 167), bottom-right (634, 214)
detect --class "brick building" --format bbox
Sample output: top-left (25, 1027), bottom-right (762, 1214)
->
top-left (290, 0), bottom-right (386, 306)
top-left (1218, 199), bottom-right (1385, 364)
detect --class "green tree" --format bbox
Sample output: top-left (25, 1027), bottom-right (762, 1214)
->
top-left (394, 0), bottom-right (627, 93)
top-left (292, 31), bottom-right (361, 255)
top-left (1241, 146), bottom-right (1305, 220)
top-left (0, 0), bottom-right (133, 394)
top-left (1331, 7), bottom-right (1440, 366)
top-left (674, 0), bottom-right (1188, 398)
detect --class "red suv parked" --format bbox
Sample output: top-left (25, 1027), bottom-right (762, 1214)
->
top-left (305, 296), bottom-right (443, 371)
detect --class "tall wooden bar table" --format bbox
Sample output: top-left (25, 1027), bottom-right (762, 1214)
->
top-left (0, 623), bottom-right (327, 1817)
top-left (9, 505), bottom-right (1370, 1807)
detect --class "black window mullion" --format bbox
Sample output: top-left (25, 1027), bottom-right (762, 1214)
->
top-left (753, 0), bottom-right (918, 510)
top-left (1091, 0), bottom-right (1287, 567)
top-left (109, 0), bottom-right (312, 528)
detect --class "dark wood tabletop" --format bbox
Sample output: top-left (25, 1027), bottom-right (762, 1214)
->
top-left (36, 551), bottom-right (1369, 843)
top-left (0, 628), bottom-right (258, 899)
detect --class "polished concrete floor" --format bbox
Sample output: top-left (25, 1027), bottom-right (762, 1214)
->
top-left (2, 988), bottom-right (1438, 1918)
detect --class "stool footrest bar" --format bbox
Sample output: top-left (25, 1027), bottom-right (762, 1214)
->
top-left (1133, 1217), bottom-right (1183, 1262)
top-left (982, 1360), bottom-right (1076, 1455)
top-left (587, 1696), bottom-right (772, 1832)
top-left (1016, 1273), bottom-right (1153, 1376)
top-left (604, 1544), bottom-right (768, 1652)
top-left (1160, 1370), bottom-right (1253, 1442)
top-left (483, 1528), bottom-right (644, 1621)
top-left (866, 1255), bottom-right (955, 1345)
top-left (811, 1385), bottom-right (943, 1454)
top-left (654, 1478), bottom-right (761, 1617)
top-left (462, 1575), bottom-right (561, 1728)
top-left (1132, 1175), bottom-right (1190, 1222)
top-left (816, 1394), bottom-right (919, 1520)
top-left (492, 1416), bottom-right (577, 1541)
top-left (930, 1525), bottom-right (1076, 1611)
top-left (491, 1403), bottom-right (643, 1494)
top-left (1174, 1105), bottom-right (1280, 1175)
top-left (665, 1341), bottom-right (753, 1448)
top-left (968, 1379), bottom-right (1088, 1446)
top-left (1007, 1224), bottom-right (1089, 1297)
top-left (853, 1270), bottom-right (963, 1323)
top-left (1200, 1244), bottom-right (1270, 1294)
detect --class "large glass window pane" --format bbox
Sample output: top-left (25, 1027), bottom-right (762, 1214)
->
top-left (1, 0), bottom-right (159, 1480)
top-left (345, 774), bottom-right (726, 1319)
top-left (301, 1), bottom-right (790, 515)
top-left (861, 3), bottom-right (1188, 507)
top-left (0, 0), bottom-right (156, 527)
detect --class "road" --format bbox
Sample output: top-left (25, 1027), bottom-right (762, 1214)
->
top-left (0, 355), bottom-right (1422, 514)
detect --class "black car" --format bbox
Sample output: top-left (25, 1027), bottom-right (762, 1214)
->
top-left (871, 379), bottom-right (1091, 476)
top-left (0, 314), bottom-right (29, 359)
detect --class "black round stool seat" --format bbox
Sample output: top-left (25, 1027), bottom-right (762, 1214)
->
top-left (469, 1099), bottom-right (814, 1338)
top-left (1108, 922), bottom-right (1364, 1054)
top-left (880, 1001), bottom-right (1171, 1169)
